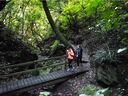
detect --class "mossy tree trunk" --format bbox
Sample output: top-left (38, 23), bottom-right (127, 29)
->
top-left (41, 0), bottom-right (72, 48)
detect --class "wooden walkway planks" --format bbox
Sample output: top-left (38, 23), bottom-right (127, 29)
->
top-left (0, 65), bottom-right (88, 95)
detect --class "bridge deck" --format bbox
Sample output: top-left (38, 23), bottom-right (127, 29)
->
top-left (0, 65), bottom-right (88, 96)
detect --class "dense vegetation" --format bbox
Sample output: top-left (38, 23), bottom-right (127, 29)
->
top-left (1, 0), bottom-right (128, 47)
top-left (0, 0), bottom-right (128, 95)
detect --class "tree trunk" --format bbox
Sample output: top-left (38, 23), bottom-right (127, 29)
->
top-left (41, 0), bottom-right (71, 47)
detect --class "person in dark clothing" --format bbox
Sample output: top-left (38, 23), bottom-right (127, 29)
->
top-left (76, 45), bottom-right (83, 66)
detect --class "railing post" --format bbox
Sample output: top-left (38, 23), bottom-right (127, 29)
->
top-left (64, 56), bottom-right (67, 70)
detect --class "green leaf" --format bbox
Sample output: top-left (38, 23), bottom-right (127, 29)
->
top-left (39, 91), bottom-right (50, 96)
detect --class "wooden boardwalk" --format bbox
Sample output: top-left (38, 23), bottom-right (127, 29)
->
top-left (0, 46), bottom-right (90, 96)
top-left (0, 65), bottom-right (88, 96)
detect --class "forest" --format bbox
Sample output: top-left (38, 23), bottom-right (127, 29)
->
top-left (0, 0), bottom-right (128, 96)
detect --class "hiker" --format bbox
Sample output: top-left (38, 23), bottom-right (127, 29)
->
top-left (76, 45), bottom-right (83, 66)
top-left (66, 46), bottom-right (75, 71)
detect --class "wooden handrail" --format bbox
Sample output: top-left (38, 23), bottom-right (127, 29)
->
top-left (0, 55), bottom-right (66, 69)
top-left (0, 62), bottom-right (66, 78)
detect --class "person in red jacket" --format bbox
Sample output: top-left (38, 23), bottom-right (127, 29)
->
top-left (66, 46), bottom-right (75, 71)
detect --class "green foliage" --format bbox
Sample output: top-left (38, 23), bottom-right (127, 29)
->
top-left (39, 91), bottom-right (50, 96)
top-left (25, 7), bottom-right (42, 21)
top-left (59, 15), bottom-right (68, 30)
top-left (58, 0), bottom-right (83, 32)
top-left (85, 0), bottom-right (102, 16)
top-left (58, 0), bottom-right (103, 33)
top-left (96, 1), bottom-right (117, 31)
top-left (79, 84), bottom-right (98, 95)
top-left (0, 0), bottom-right (50, 49)
top-left (31, 70), bottom-right (39, 76)
top-left (39, 68), bottom-right (51, 75)
top-left (79, 84), bottom-right (109, 96)
top-left (0, 0), bottom-right (127, 55)
top-left (96, 0), bottom-right (128, 44)
top-left (94, 48), bottom-right (116, 65)
top-left (50, 40), bottom-right (60, 51)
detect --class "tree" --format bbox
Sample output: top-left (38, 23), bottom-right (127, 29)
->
top-left (41, 0), bottom-right (72, 47)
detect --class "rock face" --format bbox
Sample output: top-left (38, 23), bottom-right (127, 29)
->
top-left (0, 21), bottom-right (38, 65)
top-left (96, 65), bottom-right (118, 86)
top-left (80, 28), bottom-right (128, 86)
